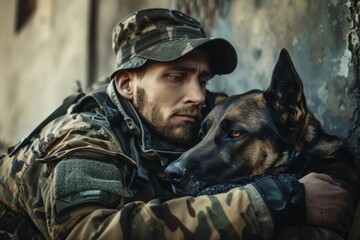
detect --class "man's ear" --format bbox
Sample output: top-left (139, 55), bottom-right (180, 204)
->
top-left (114, 71), bottom-right (134, 100)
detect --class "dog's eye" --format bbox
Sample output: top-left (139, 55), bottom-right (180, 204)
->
top-left (229, 130), bottom-right (241, 139)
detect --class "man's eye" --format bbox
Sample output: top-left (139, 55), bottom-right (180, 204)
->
top-left (168, 74), bottom-right (185, 82)
top-left (229, 130), bottom-right (241, 139)
top-left (199, 80), bottom-right (208, 88)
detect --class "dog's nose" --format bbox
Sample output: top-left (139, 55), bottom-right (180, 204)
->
top-left (165, 162), bottom-right (187, 181)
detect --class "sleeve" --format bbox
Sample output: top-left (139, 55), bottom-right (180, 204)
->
top-left (38, 156), bottom-right (275, 239)
top-left (57, 185), bottom-right (338, 240)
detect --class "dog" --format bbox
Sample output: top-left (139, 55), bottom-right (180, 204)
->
top-left (165, 49), bottom-right (359, 202)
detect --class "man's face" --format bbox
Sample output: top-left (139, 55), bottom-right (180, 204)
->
top-left (132, 50), bottom-right (212, 147)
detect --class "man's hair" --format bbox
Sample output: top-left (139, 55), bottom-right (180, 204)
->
top-left (133, 64), bottom-right (147, 79)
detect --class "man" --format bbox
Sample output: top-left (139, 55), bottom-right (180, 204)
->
top-left (0, 8), bottom-right (353, 239)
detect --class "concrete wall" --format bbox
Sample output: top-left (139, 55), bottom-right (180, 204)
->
top-left (0, 0), bottom-right (90, 145)
top-left (0, 0), bottom-right (171, 147)
top-left (1, 0), bottom-right (359, 158)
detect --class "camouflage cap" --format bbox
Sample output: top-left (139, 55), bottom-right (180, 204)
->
top-left (110, 8), bottom-right (237, 79)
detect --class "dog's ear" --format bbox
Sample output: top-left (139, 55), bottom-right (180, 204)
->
top-left (264, 48), bottom-right (307, 132)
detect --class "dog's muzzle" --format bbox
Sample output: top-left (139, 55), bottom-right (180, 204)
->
top-left (164, 162), bottom-right (187, 182)
top-left (164, 161), bottom-right (190, 195)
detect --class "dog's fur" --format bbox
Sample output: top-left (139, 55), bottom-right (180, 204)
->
top-left (165, 49), bottom-right (359, 202)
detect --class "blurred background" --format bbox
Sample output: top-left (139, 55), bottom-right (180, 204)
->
top-left (0, 0), bottom-right (359, 159)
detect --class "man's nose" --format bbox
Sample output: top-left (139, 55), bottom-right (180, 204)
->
top-left (184, 79), bottom-right (205, 105)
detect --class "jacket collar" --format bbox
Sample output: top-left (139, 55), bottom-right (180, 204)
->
top-left (106, 80), bottom-right (188, 159)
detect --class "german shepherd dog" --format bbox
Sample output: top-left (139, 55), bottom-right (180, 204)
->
top-left (165, 49), bottom-right (359, 202)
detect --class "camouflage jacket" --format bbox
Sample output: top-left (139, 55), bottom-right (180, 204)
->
top-left (0, 80), bottom-right (343, 240)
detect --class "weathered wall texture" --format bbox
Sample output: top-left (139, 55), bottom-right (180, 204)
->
top-left (0, 0), bottom-right (91, 145)
top-left (0, 0), bottom-right (171, 147)
top-left (1, 0), bottom-right (359, 158)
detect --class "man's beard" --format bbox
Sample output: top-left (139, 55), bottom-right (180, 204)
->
top-left (135, 87), bottom-right (201, 148)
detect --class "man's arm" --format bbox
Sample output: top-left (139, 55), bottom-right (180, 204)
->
top-left (45, 162), bottom-right (350, 239)
top-left (44, 158), bottom-right (273, 239)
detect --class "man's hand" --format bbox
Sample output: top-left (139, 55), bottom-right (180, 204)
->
top-left (299, 172), bottom-right (354, 234)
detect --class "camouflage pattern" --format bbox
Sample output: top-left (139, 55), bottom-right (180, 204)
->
top-left (110, 8), bottom-right (237, 78)
top-left (0, 81), bottom-right (274, 239)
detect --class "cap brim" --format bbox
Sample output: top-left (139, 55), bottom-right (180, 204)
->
top-left (110, 56), bottom-right (148, 79)
top-left (110, 38), bottom-right (237, 79)
top-left (137, 38), bottom-right (237, 75)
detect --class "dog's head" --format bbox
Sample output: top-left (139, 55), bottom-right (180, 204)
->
top-left (165, 49), bottom-right (321, 195)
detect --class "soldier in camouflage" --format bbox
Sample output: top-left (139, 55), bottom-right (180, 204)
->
top-left (0, 8), bottom-right (354, 239)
